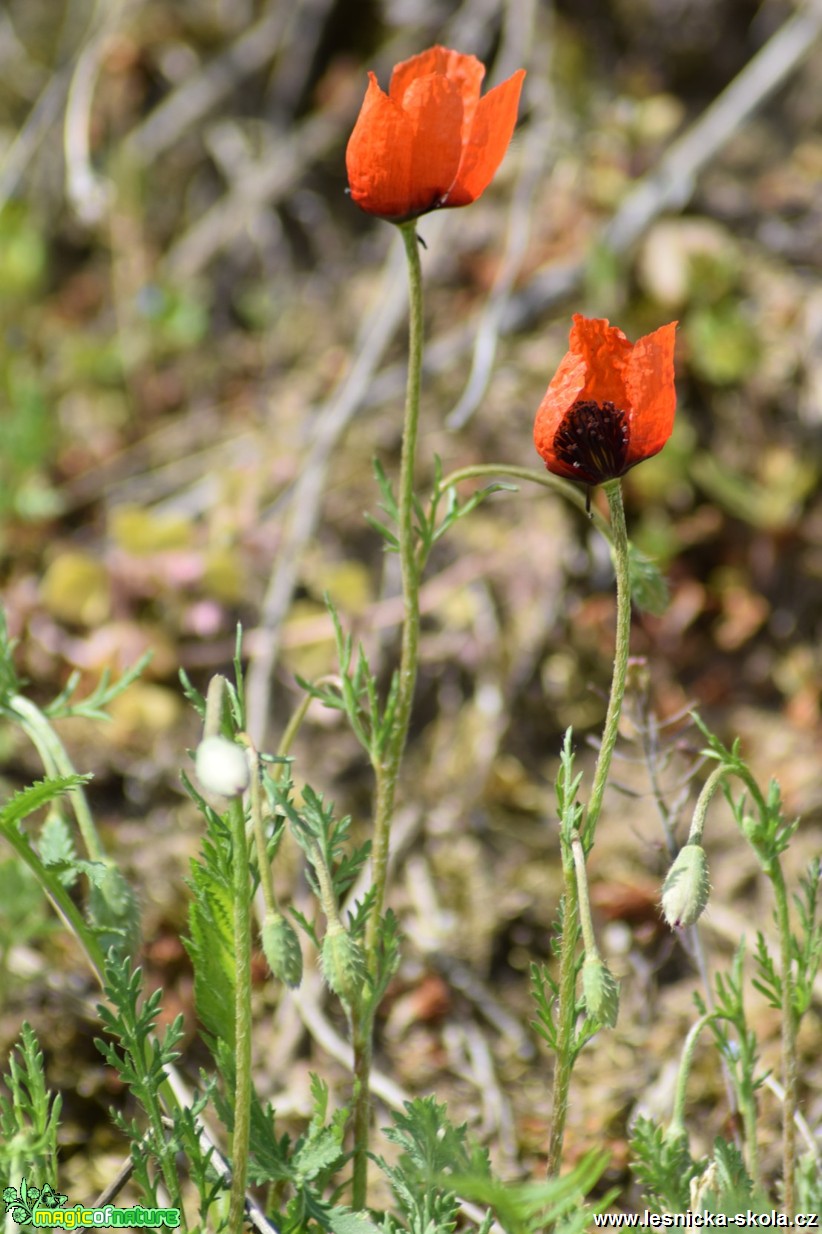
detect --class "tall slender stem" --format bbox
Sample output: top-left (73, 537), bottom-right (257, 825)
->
top-left (546, 853), bottom-right (580, 1178)
top-left (548, 479), bottom-right (633, 1178)
top-left (10, 694), bottom-right (106, 862)
top-left (353, 221), bottom-right (425, 1210)
top-left (366, 220), bottom-right (424, 950)
top-left (228, 795), bottom-right (253, 1234)
top-left (582, 480), bottom-right (632, 848)
top-left (770, 861), bottom-right (797, 1218)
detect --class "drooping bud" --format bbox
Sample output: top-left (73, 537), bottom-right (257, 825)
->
top-left (195, 736), bottom-right (250, 798)
top-left (261, 910), bottom-right (303, 989)
top-left (582, 954), bottom-right (620, 1027)
top-left (662, 843), bottom-right (710, 929)
top-left (320, 923), bottom-right (365, 1005)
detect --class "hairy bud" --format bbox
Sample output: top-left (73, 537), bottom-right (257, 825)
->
top-left (662, 843), bottom-right (710, 929)
top-left (320, 924), bottom-right (365, 1005)
top-left (582, 954), bottom-right (620, 1027)
top-left (261, 911), bottom-right (303, 989)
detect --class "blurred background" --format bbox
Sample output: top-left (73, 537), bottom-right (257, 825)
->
top-left (0, 0), bottom-right (820, 1207)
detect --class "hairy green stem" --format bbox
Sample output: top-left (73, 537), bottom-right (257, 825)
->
top-left (366, 220), bottom-right (424, 947)
top-left (547, 479), bottom-right (633, 1178)
top-left (582, 479), bottom-right (632, 847)
top-left (353, 221), bottom-right (425, 1210)
top-left (769, 861), bottom-right (797, 1217)
top-left (668, 1013), bottom-right (715, 1142)
top-left (228, 794), bottom-right (253, 1234)
top-left (570, 831), bottom-right (598, 958)
top-left (350, 1001), bottom-right (374, 1211)
top-left (546, 850), bottom-right (581, 1179)
top-left (687, 764), bottom-right (728, 846)
top-left (10, 694), bottom-right (105, 862)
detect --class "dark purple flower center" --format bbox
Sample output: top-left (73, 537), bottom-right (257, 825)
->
top-left (553, 400), bottom-right (630, 485)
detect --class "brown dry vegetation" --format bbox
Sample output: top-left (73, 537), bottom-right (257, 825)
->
top-left (0, 0), bottom-right (820, 1217)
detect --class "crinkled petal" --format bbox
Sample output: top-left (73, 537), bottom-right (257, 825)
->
top-left (400, 75), bottom-right (465, 213)
top-left (448, 69), bottom-right (526, 206)
top-left (390, 45), bottom-right (485, 128)
top-left (533, 350), bottom-right (588, 478)
top-left (346, 74), bottom-right (415, 218)
top-left (569, 315), bottom-right (632, 407)
top-left (625, 321), bottom-right (678, 464)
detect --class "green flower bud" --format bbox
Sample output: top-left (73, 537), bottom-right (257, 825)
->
top-left (662, 843), bottom-right (710, 929)
top-left (582, 954), bottom-right (620, 1027)
top-left (320, 923), bottom-right (365, 1005)
top-left (261, 910), bottom-right (303, 989)
top-left (195, 735), bottom-right (250, 798)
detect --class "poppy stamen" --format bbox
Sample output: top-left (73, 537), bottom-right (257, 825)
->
top-left (553, 400), bottom-right (630, 487)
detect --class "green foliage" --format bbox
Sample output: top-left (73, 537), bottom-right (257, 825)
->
top-left (44, 652), bottom-right (153, 721)
top-left (376, 1098), bottom-right (607, 1234)
top-left (0, 1024), bottom-right (62, 1185)
top-left (298, 600), bottom-right (390, 759)
top-left (94, 954), bottom-right (186, 1213)
top-left (367, 455), bottom-right (516, 577)
top-left (95, 956), bottom-right (184, 1117)
top-left (555, 728), bottom-right (584, 846)
top-left (790, 856), bottom-right (822, 1018)
top-left (698, 944), bottom-right (765, 1105)
top-left (245, 1076), bottom-right (382, 1233)
top-left (708, 1138), bottom-right (756, 1211)
top-left (184, 797), bottom-right (237, 1048)
top-left (376, 1096), bottom-right (491, 1232)
top-left (274, 778), bottom-right (371, 911)
top-left (419, 457), bottom-right (516, 566)
top-left (629, 1117), bottom-right (699, 1213)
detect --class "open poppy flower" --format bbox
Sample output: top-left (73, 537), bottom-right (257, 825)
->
top-left (346, 46), bottom-right (525, 222)
top-left (533, 315), bottom-right (677, 487)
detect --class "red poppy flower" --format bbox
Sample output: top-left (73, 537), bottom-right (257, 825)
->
top-left (533, 315), bottom-right (677, 487)
top-left (346, 46), bottom-right (525, 222)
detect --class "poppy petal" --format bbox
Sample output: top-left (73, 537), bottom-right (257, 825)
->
top-left (347, 46), bottom-right (525, 221)
top-left (400, 75), bottom-right (466, 213)
top-left (448, 70), bottom-right (526, 206)
top-left (625, 322), bottom-right (678, 464)
top-left (568, 315), bottom-right (632, 408)
top-left (533, 351), bottom-right (588, 478)
top-left (346, 74), bottom-right (415, 218)
top-left (390, 46), bottom-right (485, 120)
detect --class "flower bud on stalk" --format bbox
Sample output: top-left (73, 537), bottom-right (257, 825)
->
top-left (261, 910), bottom-right (303, 989)
top-left (582, 953), bottom-right (620, 1027)
top-left (662, 843), bottom-right (710, 929)
top-left (321, 922), bottom-right (366, 1005)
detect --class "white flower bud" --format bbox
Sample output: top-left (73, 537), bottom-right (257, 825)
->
top-left (194, 736), bottom-right (250, 798)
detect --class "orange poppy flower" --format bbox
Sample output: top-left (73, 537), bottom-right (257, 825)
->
top-left (534, 315), bottom-right (677, 487)
top-left (346, 46), bottom-right (525, 222)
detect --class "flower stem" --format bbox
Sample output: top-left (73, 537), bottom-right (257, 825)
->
top-left (770, 860), bottom-right (797, 1218)
top-left (582, 479), bottom-right (632, 847)
top-left (547, 479), bottom-right (633, 1179)
top-left (228, 794), bottom-right (252, 1234)
top-left (366, 220), bottom-right (424, 948)
top-left (570, 830), bottom-right (598, 958)
top-left (353, 220), bottom-right (425, 1210)
top-left (10, 694), bottom-right (106, 862)
top-left (667, 1012), bottom-right (715, 1142)
top-left (546, 852), bottom-right (580, 1179)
